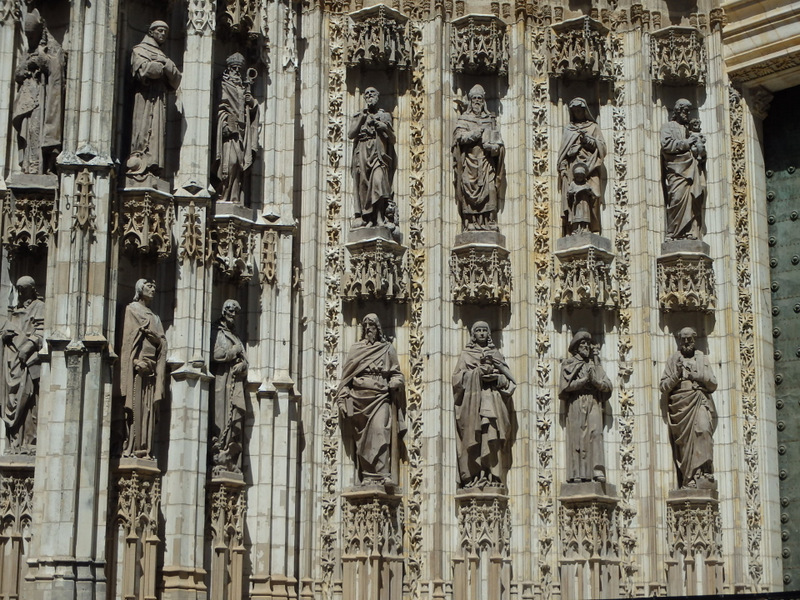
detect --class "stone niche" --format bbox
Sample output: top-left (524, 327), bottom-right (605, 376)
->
top-left (119, 186), bottom-right (175, 261)
top-left (549, 16), bottom-right (613, 81)
top-left (450, 231), bottom-right (512, 305)
top-left (552, 233), bottom-right (617, 310)
top-left (347, 4), bottom-right (410, 70)
top-left (2, 174), bottom-right (58, 256)
top-left (650, 26), bottom-right (707, 87)
top-left (343, 226), bottom-right (408, 302)
top-left (656, 240), bottom-right (716, 313)
top-left (450, 14), bottom-right (509, 76)
top-left (558, 481), bottom-right (620, 600)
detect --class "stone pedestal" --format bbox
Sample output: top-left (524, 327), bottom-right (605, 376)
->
top-left (207, 472), bottom-right (247, 600)
top-left (210, 206), bottom-right (263, 284)
top-left (657, 240), bottom-right (716, 313)
top-left (553, 234), bottom-right (616, 309)
top-left (453, 488), bottom-right (511, 600)
top-left (0, 455), bottom-right (34, 600)
top-left (341, 487), bottom-right (404, 600)
top-left (665, 488), bottom-right (724, 596)
top-left (119, 186), bottom-right (175, 260)
top-left (343, 227), bottom-right (407, 301)
top-left (450, 231), bottom-right (512, 305)
top-left (2, 175), bottom-right (58, 256)
top-left (108, 458), bottom-right (162, 600)
top-left (558, 481), bottom-right (620, 600)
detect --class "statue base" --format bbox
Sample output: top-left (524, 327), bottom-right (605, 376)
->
top-left (450, 231), bottom-right (512, 305)
top-left (553, 238), bottom-right (616, 309)
top-left (119, 186), bottom-right (175, 260)
top-left (558, 481), bottom-right (620, 600)
top-left (209, 212), bottom-right (264, 283)
top-left (657, 247), bottom-right (715, 313)
top-left (453, 488), bottom-right (511, 600)
top-left (6, 173), bottom-right (58, 190)
top-left (115, 456), bottom-right (162, 475)
top-left (124, 173), bottom-right (170, 192)
top-left (214, 201), bottom-right (256, 222)
top-left (341, 487), bottom-right (404, 600)
top-left (3, 178), bottom-right (58, 255)
top-left (343, 229), bottom-right (408, 301)
top-left (665, 489), bottom-right (723, 596)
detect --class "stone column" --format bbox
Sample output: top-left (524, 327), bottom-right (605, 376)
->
top-left (0, 2), bottom-right (19, 186)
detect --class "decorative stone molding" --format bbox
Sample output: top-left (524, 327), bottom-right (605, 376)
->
top-left (650, 27), bottom-right (707, 86)
top-left (552, 236), bottom-right (616, 310)
top-left (709, 8), bottom-right (726, 32)
top-left (728, 51), bottom-right (800, 85)
top-left (549, 16), bottom-right (612, 81)
top-left (120, 188), bottom-right (175, 260)
top-left (342, 231), bottom-right (408, 301)
top-left (187, 0), bottom-right (216, 35)
top-left (208, 477), bottom-right (247, 600)
top-left (260, 229), bottom-right (278, 285)
top-left (209, 215), bottom-right (257, 283)
top-left (559, 482), bottom-right (620, 600)
top-left (346, 4), bottom-right (410, 70)
top-left (665, 492), bottom-right (724, 595)
top-left (220, 0), bottom-right (263, 36)
top-left (1, 191), bottom-right (57, 255)
top-left (450, 14), bottom-right (508, 76)
top-left (657, 250), bottom-right (716, 313)
top-left (0, 0), bottom-right (19, 25)
top-left (342, 489), bottom-right (404, 599)
top-left (450, 233), bottom-right (512, 305)
top-left (178, 201), bottom-right (205, 264)
top-left (72, 169), bottom-right (98, 240)
top-left (453, 491), bottom-right (511, 600)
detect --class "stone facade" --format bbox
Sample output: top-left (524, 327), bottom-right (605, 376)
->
top-left (0, 0), bottom-right (792, 599)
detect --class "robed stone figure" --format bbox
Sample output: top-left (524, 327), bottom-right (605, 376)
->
top-left (453, 322), bottom-right (516, 489)
top-left (120, 279), bottom-right (167, 459)
top-left (337, 314), bottom-right (406, 485)
top-left (558, 98), bottom-right (606, 236)
top-left (559, 331), bottom-right (612, 483)
top-left (660, 99), bottom-right (707, 241)
top-left (211, 299), bottom-right (248, 474)
top-left (660, 327), bottom-right (718, 489)
top-left (348, 87), bottom-right (396, 228)
top-left (0, 277), bottom-right (44, 454)
top-left (215, 53), bottom-right (260, 205)
top-left (452, 84), bottom-right (505, 231)
top-left (12, 10), bottom-right (64, 175)
top-left (125, 21), bottom-right (182, 182)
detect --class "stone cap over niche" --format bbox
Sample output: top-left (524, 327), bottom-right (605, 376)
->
top-left (650, 26), bottom-right (707, 87)
top-left (549, 15), bottom-right (612, 81)
top-left (347, 4), bottom-right (410, 70)
top-left (451, 13), bottom-right (508, 76)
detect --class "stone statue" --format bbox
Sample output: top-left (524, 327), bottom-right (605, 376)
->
top-left (660, 99), bottom-right (707, 241)
top-left (336, 314), bottom-right (406, 485)
top-left (558, 98), bottom-right (606, 236)
top-left (211, 299), bottom-right (248, 474)
top-left (12, 10), bottom-right (64, 175)
top-left (120, 279), bottom-right (167, 459)
top-left (348, 87), bottom-right (396, 228)
top-left (0, 276), bottom-right (44, 454)
top-left (660, 327), bottom-right (718, 489)
top-left (452, 84), bottom-right (505, 231)
top-left (125, 21), bottom-right (182, 182)
top-left (215, 53), bottom-right (260, 205)
top-left (558, 331), bottom-right (612, 483)
top-left (453, 321), bottom-right (516, 488)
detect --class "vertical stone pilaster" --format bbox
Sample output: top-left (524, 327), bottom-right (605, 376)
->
top-left (208, 476), bottom-right (247, 600)
top-left (0, 0), bottom-right (20, 185)
top-left (0, 459), bottom-right (33, 599)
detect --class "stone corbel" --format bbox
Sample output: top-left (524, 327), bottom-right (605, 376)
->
top-left (343, 227), bottom-right (408, 301)
top-left (656, 245), bottom-right (716, 313)
top-left (450, 232), bottom-right (512, 305)
top-left (209, 214), bottom-right (257, 284)
top-left (549, 16), bottom-right (612, 81)
top-left (347, 4), bottom-right (410, 70)
top-left (119, 188), bottom-right (175, 260)
top-left (650, 26), bottom-right (707, 86)
top-left (552, 235), bottom-right (617, 310)
top-left (450, 14), bottom-right (508, 76)
top-left (1, 189), bottom-right (57, 256)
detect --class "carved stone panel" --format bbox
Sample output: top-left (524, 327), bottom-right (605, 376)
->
top-left (120, 188), bottom-right (175, 260)
top-left (450, 232), bottom-right (512, 305)
top-left (0, 465), bottom-right (33, 600)
top-left (451, 14), bottom-right (508, 76)
top-left (343, 229), bottom-right (408, 301)
top-left (209, 215), bottom-right (258, 284)
top-left (553, 236), bottom-right (616, 310)
top-left (2, 190), bottom-right (56, 255)
top-left (657, 248), bottom-right (716, 313)
top-left (650, 27), bottom-right (706, 86)
top-left (347, 4), bottom-right (410, 70)
top-left (208, 477), bottom-right (247, 600)
top-left (549, 17), bottom-right (612, 81)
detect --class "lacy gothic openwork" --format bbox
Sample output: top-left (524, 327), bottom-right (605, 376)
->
top-left (666, 498), bottom-right (724, 594)
top-left (657, 255), bottom-right (716, 313)
top-left (450, 14), bottom-right (508, 75)
top-left (347, 4), bottom-right (410, 70)
top-left (450, 246), bottom-right (512, 305)
top-left (209, 218), bottom-right (256, 283)
top-left (650, 27), bottom-right (707, 86)
top-left (208, 483), bottom-right (247, 600)
top-left (549, 16), bottom-right (612, 81)
top-left (1, 192), bottom-right (56, 255)
top-left (121, 191), bottom-right (175, 260)
top-left (552, 248), bottom-right (616, 310)
top-left (343, 240), bottom-right (408, 301)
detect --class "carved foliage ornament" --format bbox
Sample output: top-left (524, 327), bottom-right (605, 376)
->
top-left (2, 192), bottom-right (56, 254)
top-left (209, 484), bottom-right (246, 548)
top-left (116, 472), bottom-right (160, 538)
top-left (450, 246), bottom-right (512, 305)
top-left (122, 191), bottom-right (175, 260)
top-left (650, 27), bottom-right (706, 86)
top-left (347, 4), bottom-right (410, 70)
top-left (179, 201), bottom-right (205, 264)
top-left (667, 500), bottom-right (722, 559)
top-left (549, 16), bottom-right (612, 81)
top-left (71, 169), bottom-right (97, 240)
top-left (451, 14), bottom-right (508, 76)
top-left (260, 229), bottom-right (277, 285)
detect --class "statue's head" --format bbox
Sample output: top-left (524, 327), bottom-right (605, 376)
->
top-left (148, 20), bottom-right (169, 45)
top-left (364, 87), bottom-right (380, 108)
top-left (672, 99), bottom-right (693, 124)
top-left (133, 279), bottom-right (156, 302)
top-left (361, 313), bottom-right (384, 343)
top-left (221, 299), bottom-right (241, 324)
top-left (470, 321), bottom-right (492, 347)
top-left (226, 52), bottom-right (245, 72)
top-left (572, 162), bottom-right (588, 183)
top-left (569, 330), bottom-right (593, 359)
top-left (678, 326), bottom-right (697, 356)
top-left (568, 97), bottom-right (594, 123)
top-left (22, 10), bottom-right (44, 47)
top-left (468, 84), bottom-right (487, 114)
top-left (15, 276), bottom-right (36, 301)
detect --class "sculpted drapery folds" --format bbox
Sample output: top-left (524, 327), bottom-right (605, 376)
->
top-left (453, 322), bottom-right (516, 489)
top-left (452, 84), bottom-right (505, 232)
top-left (660, 327), bottom-right (718, 489)
top-left (120, 279), bottom-right (167, 459)
top-left (557, 98), bottom-right (606, 236)
top-left (348, 87), bottom-right (396, 228)
top-left (0, 277), bottom-right (44, 454)
top-left (12, 10), bottom-right (64, 175)
top-left (660, 99), bottom-right (707, 241)
top-left (211, 299), bottom-right (249, 474)
top-left (125, 21), bottom-right (182, 182)
top-left (337, 314), bottom-right (406, 485)
top-left (558, 331), bottom-right (612, 483)
top-left (215, 53), bottom-right (260, 205)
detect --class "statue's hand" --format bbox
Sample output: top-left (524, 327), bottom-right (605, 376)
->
top-left (134, 359), bottom-right (154, 376)
top-left (582, 135), bottom-right (596, 150)
top-left (2, 328), bottom-right (16, 343)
